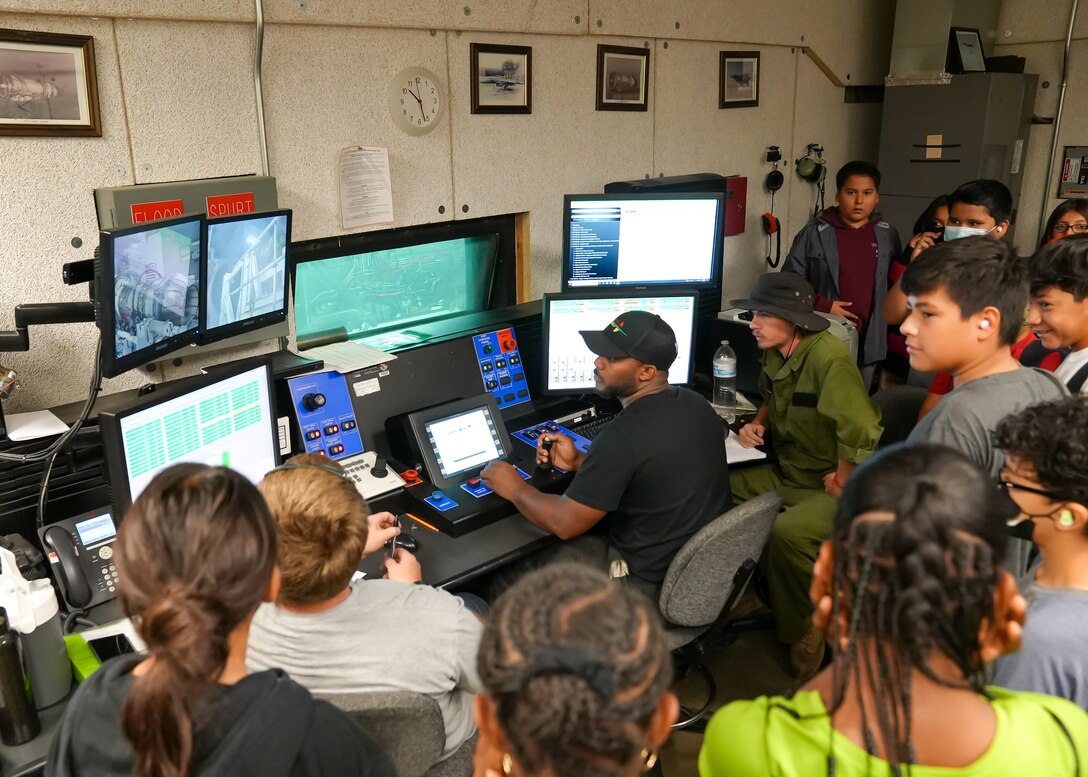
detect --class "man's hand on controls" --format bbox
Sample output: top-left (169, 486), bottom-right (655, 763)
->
top-left (382, 547), bottom-right (422, 583)
top-left (738, 422), bottom-right (765, 449)
top-left (481, 459), bottom-right (526, 499)
top-left (364, 511), bottom-right (401, 556)
top-left (537, 433), bottom-right (584, 471)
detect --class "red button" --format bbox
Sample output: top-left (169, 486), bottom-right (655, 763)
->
top-left (468, 477), bottom-right (480, 486)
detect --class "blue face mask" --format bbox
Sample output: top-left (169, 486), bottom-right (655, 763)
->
top-left (944, 225), bottom-right (996, 241)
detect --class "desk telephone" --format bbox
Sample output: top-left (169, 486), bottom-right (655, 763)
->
top-left (38, 508), bottom-right (120, 611)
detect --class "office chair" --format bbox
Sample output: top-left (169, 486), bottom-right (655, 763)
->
top-left (319, 690), bottom-right (475, 777)
top-left (870, 385), bottom-right (927, 447)
top-left (656, 491), bottom-right (782, 731)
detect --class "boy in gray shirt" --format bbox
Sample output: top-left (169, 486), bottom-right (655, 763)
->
top-left (900, 236), bottom-right (1067, 477)
top-left (246, 454), bottom-right (484, 763)
top-left (991, 396), bottom-right (1088, 708)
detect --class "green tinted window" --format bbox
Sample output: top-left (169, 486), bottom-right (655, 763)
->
top-left (293, 235), bottom-right (499, 346)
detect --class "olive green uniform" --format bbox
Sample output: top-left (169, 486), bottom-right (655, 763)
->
top-left (731, 330), bottom-right (882, 644)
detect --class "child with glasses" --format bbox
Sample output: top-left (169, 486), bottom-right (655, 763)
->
top-left (992, 396), bottom-right (1088, 708)
top-left (1041, 199), bottom-right (1088, 245)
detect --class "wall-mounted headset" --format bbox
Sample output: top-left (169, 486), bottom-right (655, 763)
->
top-left (763, 146), bottom-right (784, 268)
top-left (796, 143), bottom-right (827, 218)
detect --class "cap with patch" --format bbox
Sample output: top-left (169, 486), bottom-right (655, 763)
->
top-left (579, 310), bottom-right (678, 370)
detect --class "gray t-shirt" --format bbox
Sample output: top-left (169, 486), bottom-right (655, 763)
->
top-left (246, 580), bottom-right (484, 759)
top-left (907, 368), bottom-right (1067, 477)
top-left (992, 584), bottom-right (1088, 709)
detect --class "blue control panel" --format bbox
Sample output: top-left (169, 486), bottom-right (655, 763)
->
top-left (511, 421), bottom-right (593, 457)
top-left (286, 371), bottom-right (365, 460)
top-left (459, 466), bottom-right (530, 498)
top-left (473, 327), bottom-right (530, 410)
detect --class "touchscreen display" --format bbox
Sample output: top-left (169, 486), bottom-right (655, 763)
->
top-left (424, 406), bottom-right (504, 480)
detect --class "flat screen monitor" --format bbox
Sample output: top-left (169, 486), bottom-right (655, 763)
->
top-left (406, 394), bottom-right (511, 489)
top-left (542, 291), bottom-right (699, 395)
top-left (561, 193), bottom-right (724, 291)
top-left (97, 214), bottom-right (205, 378)
top-left (99, 361), bottom-right (280, 514)
top-left (200, 209), bottom-right (291, 345)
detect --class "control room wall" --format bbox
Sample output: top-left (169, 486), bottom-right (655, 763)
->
top-left (0, 2), bottom-right (893, 411)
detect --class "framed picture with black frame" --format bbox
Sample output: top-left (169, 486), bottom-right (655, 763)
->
top-left (719, 51), bottom-right (760, 109)
top-left (470, 42), bottom-right (532, 114)
top-left (947, 27), bottom-right (986, 74)
top-left (595, 44), bottom-right (649, 112)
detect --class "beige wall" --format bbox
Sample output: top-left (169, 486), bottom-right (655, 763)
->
top-left (994, 0), bottom-right (1088, 252)
top-left (0, 1), bottom-right (893, 411)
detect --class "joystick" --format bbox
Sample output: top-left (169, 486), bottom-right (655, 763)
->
top-left (539, 436), bottom-right (554, 473)
top-left (301, 392), bottom-right (326, 412)
top-left (372, 457), bottom-right (389, 478)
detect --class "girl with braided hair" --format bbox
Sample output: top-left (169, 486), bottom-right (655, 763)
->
top-left (699, 443), bottom-right (1088, 776)
top-left (46, 464), bottom-right (395, 777)
top-left (472, 563), bottom-right (677, 777)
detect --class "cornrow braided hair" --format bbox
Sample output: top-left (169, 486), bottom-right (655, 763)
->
top-left (477, 563), bottom-right (672, 777)
top-left (823, 444), bottom-right (1007, 775)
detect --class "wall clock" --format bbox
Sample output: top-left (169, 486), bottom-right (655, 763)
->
top-left (388, 66), bottom-right (445, 135)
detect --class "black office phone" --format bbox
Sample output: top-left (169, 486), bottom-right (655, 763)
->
top-left (38, 507), bottom-right (120, 611)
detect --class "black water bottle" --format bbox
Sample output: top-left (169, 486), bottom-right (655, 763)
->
top-left (0, 606), bottom-right (41, 745)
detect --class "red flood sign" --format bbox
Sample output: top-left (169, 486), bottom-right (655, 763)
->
top-left (206, 192), bottom-right (255, 217)
top-left (131, 199), bottom-right (184, 223)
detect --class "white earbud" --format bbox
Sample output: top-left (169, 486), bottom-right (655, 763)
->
top-left (980, 320), bottom-right (991, 329)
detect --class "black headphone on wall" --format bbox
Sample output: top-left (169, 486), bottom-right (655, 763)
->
top-left (762, 146), bottom-right (783, 268)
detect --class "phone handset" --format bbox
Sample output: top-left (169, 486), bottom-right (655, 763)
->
top-left (42, 526), bottom-right (93, 610)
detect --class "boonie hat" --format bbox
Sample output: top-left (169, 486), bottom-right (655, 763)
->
top-left (730, 273), bottom-right (830, 332)
top-left (579, 310), bottom-right (678, 370)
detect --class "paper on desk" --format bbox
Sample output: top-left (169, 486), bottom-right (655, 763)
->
top-left (294, 341), bottom-right (397, 374)
top-left (4, 409), bottom-right (69, 441)
top-left (726, 430), bottom-right (768, 464)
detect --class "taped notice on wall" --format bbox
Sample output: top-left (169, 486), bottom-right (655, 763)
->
top-left (339, 146), bottom-right (395, 229)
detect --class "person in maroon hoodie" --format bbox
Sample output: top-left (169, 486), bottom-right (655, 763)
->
top-left (784, 160), bottom-right (902, 388)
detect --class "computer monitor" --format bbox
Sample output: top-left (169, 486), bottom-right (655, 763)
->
top-left (96, 214), bottom-right (205, 378)
top-left (406, 394), bottom-right (511, 489)
top-left (98, 361), bottom-right (280, 514)
top-left (561, 193), bottom-right (724, 291)
top-left (542, 291), bottom-right (699, 395)
top-left (200, 209), bottom-right (291, 345)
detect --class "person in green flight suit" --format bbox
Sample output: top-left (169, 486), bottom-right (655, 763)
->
top-left (730, 272), bottom-right (882, 679)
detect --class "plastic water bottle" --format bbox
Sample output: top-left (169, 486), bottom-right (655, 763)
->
top-left (712, 340), bottom-right (737, 409)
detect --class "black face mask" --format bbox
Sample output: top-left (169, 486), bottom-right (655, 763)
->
top-left (1007, 518), bottom-right (1035, 542)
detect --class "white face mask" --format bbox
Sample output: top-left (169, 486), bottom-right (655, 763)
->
top-left (944, 225), bottom-right (997, 241)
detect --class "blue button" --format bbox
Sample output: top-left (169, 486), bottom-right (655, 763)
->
top-left (432, 491), bottom-right (443, 500)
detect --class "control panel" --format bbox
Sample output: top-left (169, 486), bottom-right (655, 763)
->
top-left (511, 420), bottom-right (593, 458)
top-left (473, 327), bottom-right (530, 410)
top-left (286, 371), bottom-right (365, 460)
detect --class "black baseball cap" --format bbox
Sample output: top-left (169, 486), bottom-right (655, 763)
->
top-left (579, 310), bottom-right (678, 370)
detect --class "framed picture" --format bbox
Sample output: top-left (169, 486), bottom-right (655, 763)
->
top-left (470, 43), bottom-right (532, 114)
top-left (0, 28), bottom-right (101, 137)
top-left (719, 51), bottom-right (760, 109)
top-left (948, 27), bottom-right (986, 74)
top-left (596, 44), bottom-right (649, 112)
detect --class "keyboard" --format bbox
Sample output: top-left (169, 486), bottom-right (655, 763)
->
top-left (567, 413), bottom-right (616, 440)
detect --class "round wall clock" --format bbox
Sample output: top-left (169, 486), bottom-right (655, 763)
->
top-left (388, 66), bottom-right (445, 136)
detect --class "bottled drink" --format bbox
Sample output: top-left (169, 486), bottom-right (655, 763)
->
top-left (0, 606), bottom-right (40, 745)
top-left (712, 340), bottom-right (737, 409)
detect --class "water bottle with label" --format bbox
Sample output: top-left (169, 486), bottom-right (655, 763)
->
top-left (712, 340), bottom-right (737, 409)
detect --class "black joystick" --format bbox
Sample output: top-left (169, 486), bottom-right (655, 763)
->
top-left (301, 392), bottom-right (326, 412)
top-left (538, 436), bottom-right (555, 473)
top-left (371, 457), bottom-right (388, 478)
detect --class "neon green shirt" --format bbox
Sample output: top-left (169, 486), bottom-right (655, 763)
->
top-left (698, 687), bottom-right (1088, 776)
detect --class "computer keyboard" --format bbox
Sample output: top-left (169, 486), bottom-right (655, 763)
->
top-left (567, 413), bottom-right (616, 440)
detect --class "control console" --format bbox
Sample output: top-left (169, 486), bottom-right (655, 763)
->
top-left (473, 327), bottom-right (530, 410)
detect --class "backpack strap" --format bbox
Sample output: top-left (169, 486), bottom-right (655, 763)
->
top-left (1067, 362), bottom-right (1088, 394)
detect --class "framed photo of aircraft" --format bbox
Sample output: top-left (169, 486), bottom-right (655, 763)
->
top-left (719, 51), bottom-right (760, 109)
top-left (471, 43), bottom-right (532, 115)
top-left (0, 28), bottom-right (101, 136)
top-left (596, 44), bottom-right (649, 112)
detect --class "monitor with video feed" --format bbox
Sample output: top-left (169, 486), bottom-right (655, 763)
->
top-left (561, 193), bottom-right (724, 291)
top-left (542, 291), bottom-right (698, 395)
top-left (97, 214), bottom-right (205, 378)
top-left (406, 394), bottom-right (511, 489)
top-left (200, 209), bottom-right (292, 345)
top-left (98, 361), bottom-right (279, 514)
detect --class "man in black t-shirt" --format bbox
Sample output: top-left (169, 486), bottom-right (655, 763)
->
top-left (482, 311), bottom-right (732, 595)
